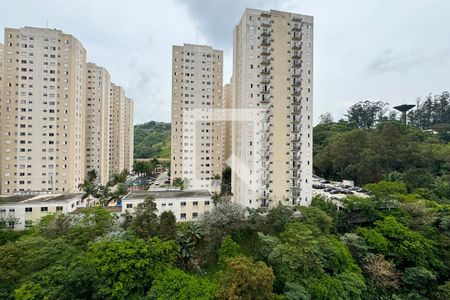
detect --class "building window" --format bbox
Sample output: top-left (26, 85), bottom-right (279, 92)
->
top-left (56, 206), bottom-right (63, 212)
top-left (41, 207), bottom-right (48, 212)
top-left (180, 213), bottom-right (186, 220)
top-left (181, 202), bottom-right (186, 206)
top-left (126, 204), bottom-right (133, 208)
top-left (25, 220), bottom-right (33, 228)
top-left (205, 201), bottom-right (210, 205)
top-left (193, 201), bottom-right (198, 206)
top-left (192, 212), bottom-right (198, 219)
top-left (25, 207), bottom-right (32, 212)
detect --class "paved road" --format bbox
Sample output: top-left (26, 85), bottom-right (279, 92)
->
top-left (149, 171), bottom-right (168, 190)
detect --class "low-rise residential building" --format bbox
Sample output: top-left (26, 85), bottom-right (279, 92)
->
top-left (121, 190), bottom-right (212, 222)
top-left (0, 193), bottom-right (86, 230)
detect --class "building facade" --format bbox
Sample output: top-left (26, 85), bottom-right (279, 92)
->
top-left (109, 83), bottom-right (133, 177)
top-left (85, 63), bottom-right (111, 185)
top-left (231, 9), bottom-right (313, 208)
top-left (122, 190), bottom-right (212, 222)
top-left (109, 84), bottom-right (125, 176)
top-left (0, 193), bottom-right (86, 230)
top-left (223, 81), bottom-right (233, 165)
top-left (171, 44), bottom-right (224, 190)
top-left (124, 97), bottom-right (134, 172)
top-left (0, 27), bottom-right (87, 195)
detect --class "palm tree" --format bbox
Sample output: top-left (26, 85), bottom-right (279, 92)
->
top-left (211, 192), bottom-right (222, 206)
top-left (97, 184), bottom-right (111, 206)
top-left (78, 179), bottom-right (98, 207)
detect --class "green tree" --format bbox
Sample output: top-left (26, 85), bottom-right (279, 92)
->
top-left (88, 237), bottom-right (177, 299)
top-left (220, 166), bottom-right (232, 196)
top-left (358, 216), bottom-right (439, 269)
top-left (149, 268), bottom-right (217, 300)
top-left (216, 256), bottom-right (275, 300)
top-left (346, 100), bottom-right (389, 129)
top-left (158, 210), bottom-right (177, 240)
top-left (129, 195), bottom-right (159, 239)
top-left (218, 236), bottom-right (243, 268)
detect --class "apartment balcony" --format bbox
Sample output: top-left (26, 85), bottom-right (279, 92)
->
top-left (292, 87), bottom-right (302, 95)
top-left (291, 190), bottom-right (301, 198)
top-left (292, 96), bottom-right (302, 104)
top-left (261, 94), bottom-right (271, 103)
top-left (292, 23), bottom-right (302, 31)
top-left (291, 126), bottom-right (301, 133)
top-left (291, 107), bottom-right (302, 114)
top-left (292, 79), bottom-right (302, 86)
top-left (292, 70), bottom-right (302, 77)
top-left (292, 51), bottom-right (302, 59)
top-left (261, 29), bottom-right (271, 36)
top-left (260, 75), bottom-right (270, 84)
top-left (293, 60), bottom-right (302, 67)
top-left (292, 16), bottom-right (303, 22)
top-left (261, 38), bottom-right (271, 46)
top-left (291, 142), bottom-right (301, 150)
top-left (261, 57), bottom-right (271, 65)
top-left (261, 16), bottom-right (271, 27)
top-left (292, 33), bottom-right (303, 40)
top-left (291, 115), bottom-right (302, 123)
top-left (291, 171), bottom-right (300, 178)
top-left (261, 67), bottom-right (270, 74)
top-left (292, 42), bottom-right (302, 49)
top-left (261, 47), bottom-right (270, 55)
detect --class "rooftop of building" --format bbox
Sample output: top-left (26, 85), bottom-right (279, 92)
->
top-left (0, 193), bottom-right (83, 205)
top-left (123, 190), bottom-right (211, 201)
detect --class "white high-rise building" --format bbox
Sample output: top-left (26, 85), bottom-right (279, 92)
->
top-left (85, 63), bottom-right (111, 185)
top-left (170, 44), bottom-right (224, 190)
top-left (231, 9), bottom-right (313, 208)
top-left (0, 27), bottom-right (87, 195)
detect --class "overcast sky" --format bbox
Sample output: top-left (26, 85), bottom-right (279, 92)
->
top-left (1, 0), bottom-right (449, 124)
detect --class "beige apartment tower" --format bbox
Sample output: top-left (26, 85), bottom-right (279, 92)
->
top-left (0, 42), bottom-right (4, 192)
top-left (109, 84), bottom-right (133, 177)
top-left (85, 63), bottom-right (111, 185)
top-left (231, 9), bottom-right (313, 208)
top-left (0, 27), bottom-right (87, 195)
top-left (171, 44), bottom-right (224, 190)
top-left (223, 81), bottom-right (233, 165)
top-left (124, 97), bottom-right (134, 172)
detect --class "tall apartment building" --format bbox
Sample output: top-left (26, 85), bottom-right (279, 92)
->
top-left (0, 27), bottom-right (87, 195)
top-left (124, 97), bottom-right (134, 172)
top-left (109, 84), bottom-right (134, 176)
top-left (109, 84), bottom-right (125, 176)
top-left (223, 81), bottom-right (233, 164)
top-left (231, 9), bottom-right (313, 208)
top-left (171, 44), bottom-right (224, 190)
top-left (85, 63), bottom-right (111, 185)
top-left (0, 43), bottom-right (4, 192)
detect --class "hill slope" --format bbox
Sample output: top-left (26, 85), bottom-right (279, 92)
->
top-left (134, 121), bottom-right (171, 159)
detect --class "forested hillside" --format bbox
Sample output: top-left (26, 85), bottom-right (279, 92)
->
top-left (134, 121), bottom-right (171, 159)
top-left (314, 91), bottom-right (450, 202)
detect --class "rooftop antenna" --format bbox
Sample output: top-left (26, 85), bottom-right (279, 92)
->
top-left (393, 104), bottom-right (415, 124)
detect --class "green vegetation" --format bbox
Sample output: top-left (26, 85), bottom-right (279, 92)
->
top-left (314, 92), bottom-right (450, 199)
top-left (134, 121), bottom-right (171, 159)
top-left (1, 185), bottom-right (449, 299)
top-left (1, 92), bottom-right (449, 299)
